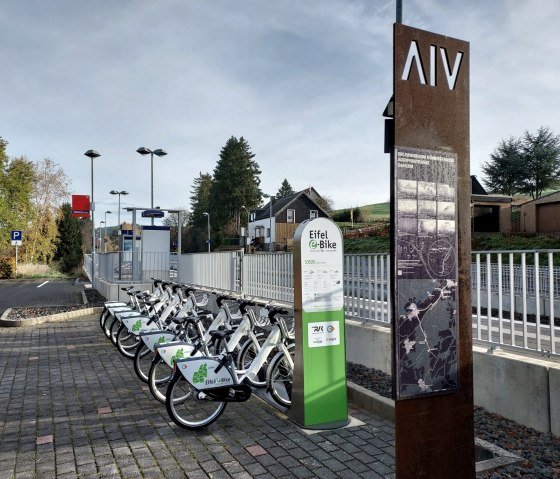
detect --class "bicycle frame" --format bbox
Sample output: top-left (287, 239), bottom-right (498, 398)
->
top-left (239, 325), bottom-right (293, 384)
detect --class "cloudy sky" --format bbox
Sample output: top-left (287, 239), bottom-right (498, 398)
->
top-left (1, 0), bottom-right (559, 227)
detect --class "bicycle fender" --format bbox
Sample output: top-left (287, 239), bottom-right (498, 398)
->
top-left (156, 342), bottom-right (197, 367)
top-left (139, 331), bottom-right (177, 352)
top-left (115, 310), bottom-right (142, 321)
top-left (121, 316), bottom-right (160, 335)
top-left (175, 357), bottom-right (235, 390)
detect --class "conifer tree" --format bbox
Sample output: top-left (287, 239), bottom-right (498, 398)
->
top-left (54, 203), bottom-right (83, 273)
top-left (276, 179), bottom-right (295, 198)
top-left (208, 136), bottom-right (261, 237)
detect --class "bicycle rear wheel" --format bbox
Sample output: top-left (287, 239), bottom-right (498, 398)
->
top-left (166, 372), bottom-right (226, 430)
top-left (148, 357), bottom-right (174, 404)
top-left (133, 343), bottom-right (153, 383)
top-left (100, 309), bottom-right (109, 333)
top-left (267, 348), bottom-right (294, 407)
top-left (116, 325), bottom-right (140, 359)
top-left (109, 317), bottom-right (120, 345)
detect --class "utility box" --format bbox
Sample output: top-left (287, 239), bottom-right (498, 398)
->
top-left (141, 226), bottom-right (170, 281)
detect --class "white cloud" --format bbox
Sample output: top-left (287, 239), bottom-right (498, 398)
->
top-left (0, 0), bottom-right (559, 222)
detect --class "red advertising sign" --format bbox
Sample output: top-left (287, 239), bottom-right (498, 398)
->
top-left (72, 195), bottom-right (90, 218)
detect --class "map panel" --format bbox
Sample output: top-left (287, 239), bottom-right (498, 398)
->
top-left (394, 146), bottom-right (459, 399)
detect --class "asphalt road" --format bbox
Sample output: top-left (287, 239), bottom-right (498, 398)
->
top-left (0, 279), bottom-right (84, 314)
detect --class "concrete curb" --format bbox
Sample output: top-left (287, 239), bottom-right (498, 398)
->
top-left (0, 306), bottom-right (103, 327)
top-left (347, 380), bottom-right (395, 422)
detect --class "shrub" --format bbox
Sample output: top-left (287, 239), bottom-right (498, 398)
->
top-left (0, 257), bottom-right (15, 279)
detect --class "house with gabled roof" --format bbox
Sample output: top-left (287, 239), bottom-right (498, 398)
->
top-left (248, 188), bottom-right (330, 251)
top-left (470, 175), bottom-right (513, 234)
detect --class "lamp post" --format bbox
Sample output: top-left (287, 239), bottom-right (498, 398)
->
top-left (84, 149), bottom-right (100, 285)
top-left (241, 205), bottom-right (249, 253)
top-left (109, 190), bottom-right (129, 234)
top-left (136, 147), bottom-right (167, 225)
top-left (203, 212), bottom-right (210, 253)
top-left (99, 221), bottom-right (105, 253)
top-left (104, 211), bottom-right (112, 253)
top-left (263, 194), bottom-right (274, 252)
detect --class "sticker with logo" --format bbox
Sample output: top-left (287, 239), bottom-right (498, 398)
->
top-left (132, 319), bottom-right (142, 332)
top-left (308, 321), bottom-right (340, 348)
top-left (171, 348), bottom-right (185, 363)
top-left (192, 363), bottom-right (208, 384)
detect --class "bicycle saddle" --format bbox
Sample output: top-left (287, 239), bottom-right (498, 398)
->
top-left (209, 329), bottom-right (235, 341)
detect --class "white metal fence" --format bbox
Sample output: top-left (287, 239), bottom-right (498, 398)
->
top-left (86, 249), bottom-right (560, 356)
top-left (178, 251), bottom-right (239, 292)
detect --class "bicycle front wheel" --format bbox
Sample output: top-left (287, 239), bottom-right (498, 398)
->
top-left (267, 348), bottom-right (294, 407)
top-left (166, 372), bottom-right (226, 430)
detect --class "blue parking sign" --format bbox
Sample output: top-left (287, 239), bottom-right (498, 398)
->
top-left (11, 230), bottom-right (22, 245)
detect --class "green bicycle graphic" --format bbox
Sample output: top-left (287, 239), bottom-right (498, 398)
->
top-left (192, 363), bottom-right (208, 384)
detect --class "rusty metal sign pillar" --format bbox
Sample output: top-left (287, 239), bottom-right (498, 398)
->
top-left (391, 23), bottom-right (474, 478)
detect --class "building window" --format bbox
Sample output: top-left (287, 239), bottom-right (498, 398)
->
top-left (287, 209), bottom-right (295, 223)
top-left (310, 210), bottom-right (318, 219)
top-left (267, 228), bottom-right (271, 238)
top-left (250, 213), bottom-right (255, 222)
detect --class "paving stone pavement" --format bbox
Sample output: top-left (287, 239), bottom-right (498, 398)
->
top-left (0, 316), bottom-right (396, 478)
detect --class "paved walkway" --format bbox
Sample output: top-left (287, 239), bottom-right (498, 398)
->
top-left (0, 316), bottom-right (396, 478)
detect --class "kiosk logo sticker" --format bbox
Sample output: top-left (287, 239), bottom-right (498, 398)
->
top-left (308, 321), bottom-right (340, 348)
top-left (308, 230), bottom-right (337, 251)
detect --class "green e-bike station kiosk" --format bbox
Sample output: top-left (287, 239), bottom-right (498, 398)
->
top-left (290, 217), bottom-right (349, 429)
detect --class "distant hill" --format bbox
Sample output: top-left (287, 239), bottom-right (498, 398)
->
top-left (333, 202), bottom-right (389, 223)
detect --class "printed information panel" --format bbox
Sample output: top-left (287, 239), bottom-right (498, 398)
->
top-left (394, 146), bottom-right (459, 399)
top-left (301, 222), bottom-right (344, 313)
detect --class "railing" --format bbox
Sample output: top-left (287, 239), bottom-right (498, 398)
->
top-left (83, 254), bottom-right (92, 282)
top-left (96, 251), bottom-right (176, 283)
top-left (86, 249), bottom-right (560, 356)
top-left (178, 251), bottom-right (239, 292)
top-left (472, 250), bottom-right (560, 356)
top-left (242, 252), bottom-right (294, 302)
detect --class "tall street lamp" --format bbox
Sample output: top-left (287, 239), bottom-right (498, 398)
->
top-left (84, 149), bottom-right (100, 285)
top-left (136, 147), bottom-right (167, 225)
top-left (203, 212), bottom-right (210, 253)
top-left (104, 211), bottom-right (112, 253)
top-left (109, 190), bottom-right (129, 233)
top-left (263, 194), bottom-right (274, 252)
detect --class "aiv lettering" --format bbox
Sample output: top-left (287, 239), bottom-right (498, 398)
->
top-left (401, 40), bottom-right (463, 90)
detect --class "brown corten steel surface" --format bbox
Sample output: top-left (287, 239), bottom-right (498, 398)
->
top-left (393, 24), bottom-right (474, 478)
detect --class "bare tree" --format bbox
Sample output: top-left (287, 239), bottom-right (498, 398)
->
top-left (24, 158), bottom-right (71, 263)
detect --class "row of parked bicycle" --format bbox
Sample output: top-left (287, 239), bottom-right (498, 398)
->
top-left (99, 279), bottom-right (295, 429)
